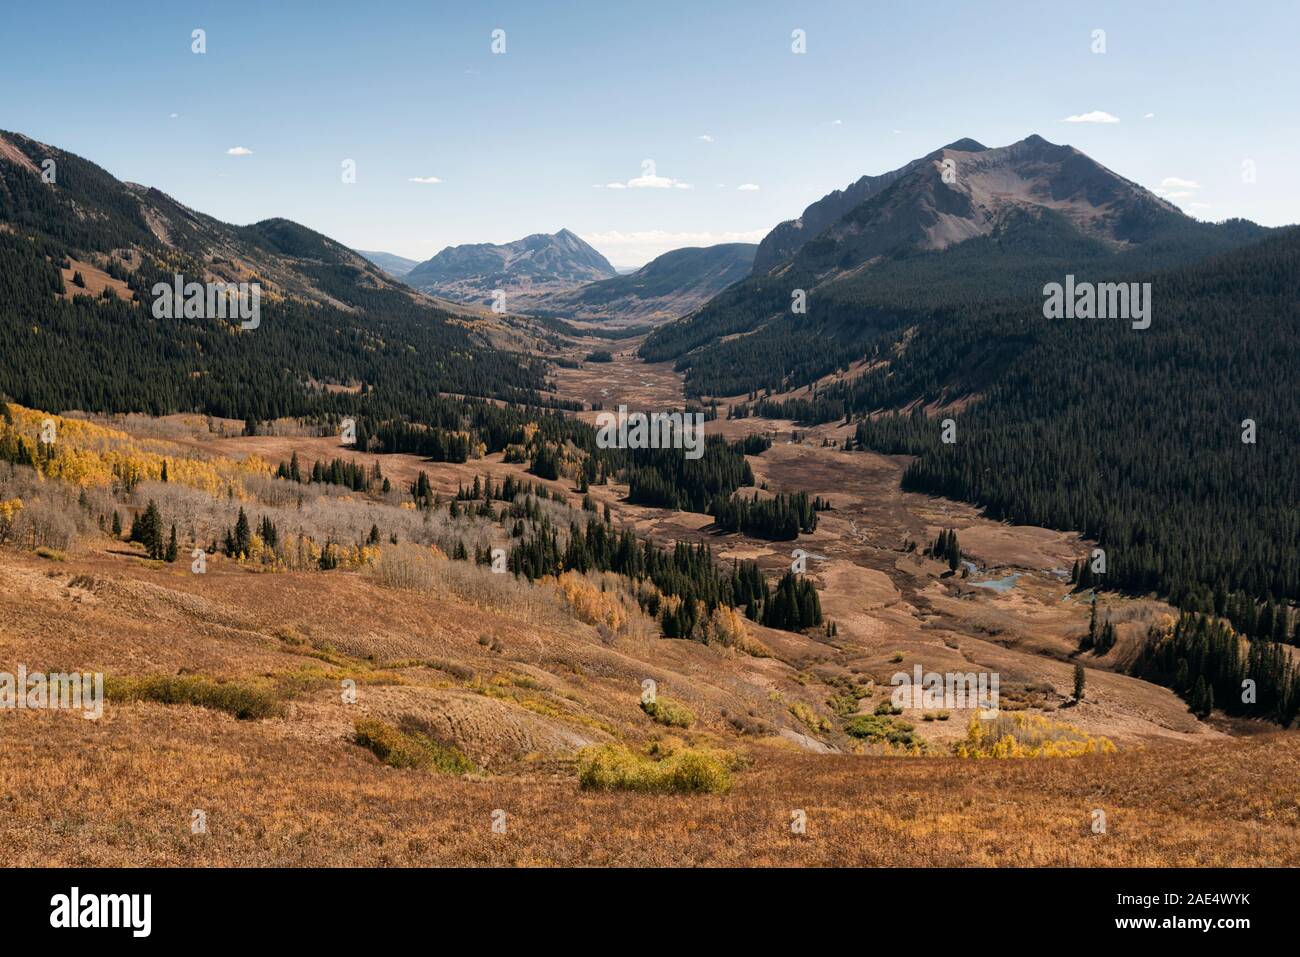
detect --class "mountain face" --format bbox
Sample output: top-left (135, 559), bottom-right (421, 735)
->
top-left (783, 134), bottom-right (1191, 275)
top-left (526, 242), bottom-right (757, 327)
top-left (754, 135), bottom-right (1189, 280)
top-left (404, 229), bottom-right (617, 305)
top-left (642, 134), bottom-right (1269, 397)
top-left (750, 138), bottom-right (988, 274)
top-left (354, 249), bottom-right (420, 277)
top-left (0, 129), bottom-right (547, 417)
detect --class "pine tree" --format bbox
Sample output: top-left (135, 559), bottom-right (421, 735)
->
top-left (234, 507), bottom-right (251, 557)
top-left (1191, 675), bottom-right (1210, 718)
top-left (129, 500), bottom-right (165, 559)
top-left (164, 524), bottom-right (178, 563)
top-left (1073, 662), bottom-right (1086, 702)
top-left (1095, 618), bottom-right (1116, 655)
top-left (111, 510), bottom-right (122, 538)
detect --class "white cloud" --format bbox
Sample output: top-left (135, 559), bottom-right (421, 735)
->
top-left (736, 183), bottom-right (760, 191)
top-left (168, 112), bottom-right (179, 119)
top-left (409, 176), bottom-right (443, 184)
top-left (1061, 111), bottom-right (1120, 124)
top-left (1143, 112), bottom-right (1155, 119)
top-left (698, 134), bottom-right (714, 142)
top-left (580, 229), bottom-right (768, 269)
top-left (226, 146), bottom-right (253, 156)
top-left (831, 119), bottom-right (843, 126)
top-left (630, 172), bottom-right (690, 189)
top-left (1158, 191), bottom-right (1193, 199)
top-left (597, 174), bottom-right (692, 189)
top-left (1160, 176), bottom-right (1200, 189)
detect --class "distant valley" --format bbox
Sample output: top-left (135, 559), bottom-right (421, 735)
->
top-left (524, 242), bottom-right (757, 328)
top-left (355, 249), bottom-right (421, 277)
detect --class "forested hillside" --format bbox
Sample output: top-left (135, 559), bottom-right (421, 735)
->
top-left (800, 228), bottom-right (1300, 614)
top-left (0, 129), bottom-right (562, 449)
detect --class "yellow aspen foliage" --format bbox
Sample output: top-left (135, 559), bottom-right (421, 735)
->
top-left (557, 570), bottom-right (628, 633)
top-left (953, 712), bottom-right (1117, 758)
top-left (0, 497), bottom-right (23, 543)
top-left (705, 604), bottom-right (751, 648)
top-left (2, 404), bottom-right (271, 494)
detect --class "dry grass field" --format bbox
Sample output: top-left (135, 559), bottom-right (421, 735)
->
top-left (3, 488), bottom-right (1294, 866)
top-left (3, 679), bottom-right (1296, 866)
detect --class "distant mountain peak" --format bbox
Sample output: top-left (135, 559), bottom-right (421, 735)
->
top-left (404, 228), bottom-right (616, 305)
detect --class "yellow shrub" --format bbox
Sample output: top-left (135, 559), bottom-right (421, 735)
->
top-left (789, 701), bottom-right (832, 734)
top-left (641, 694), bottom-right (695, 728)
top-left (576, 743), bottom-right (732, 794)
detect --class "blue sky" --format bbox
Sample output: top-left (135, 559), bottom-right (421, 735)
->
top-left (3, 0), bottom-right (1297, 268)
